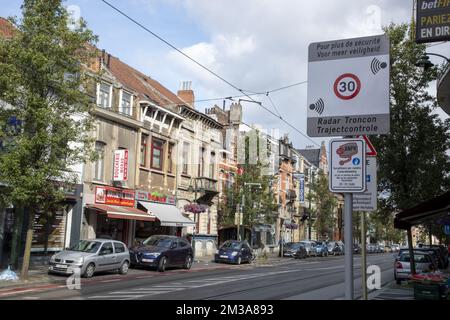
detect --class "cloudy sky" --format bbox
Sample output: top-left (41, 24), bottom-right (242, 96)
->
top-left (1, 0), bottom-right (449, 149)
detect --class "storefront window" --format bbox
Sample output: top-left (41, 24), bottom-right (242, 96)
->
top-left (96, 214), bottom-right (126, 243)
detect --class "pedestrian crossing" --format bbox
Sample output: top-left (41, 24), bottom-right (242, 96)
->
top-left (86, 270), bottom-right (299, 300)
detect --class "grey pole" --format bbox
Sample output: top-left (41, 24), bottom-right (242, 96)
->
top-left (361, 211), bottom-right (367, 300)
top-left (344, 193), bottom-right (354, 300)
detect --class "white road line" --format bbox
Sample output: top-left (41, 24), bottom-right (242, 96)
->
top-left (89, 295), bottom-right (145, 300)
top-left (101, 279), bottom-right (122, 283)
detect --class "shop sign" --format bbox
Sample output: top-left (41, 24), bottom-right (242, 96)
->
top-left (95, 186), bottom-right (135, 207)
top-left (135, 190), bottom-right (176, 205)
top-left (113, 149), bottom-right (129, 181)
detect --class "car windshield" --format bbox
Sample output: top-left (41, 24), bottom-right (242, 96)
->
top-left (291, 243), bottom-right (303, 249)
top-left (221, 241), bottom-right (241, 250)
top-left (69, 240), bottom-right (101, 253)
top-left (143, 236), bottom-right (173, 248)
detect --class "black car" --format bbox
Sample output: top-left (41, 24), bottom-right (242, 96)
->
top-left (129, 235), bottom-right (193, 272)
top-left (215, 240), bottom-right (253, 264)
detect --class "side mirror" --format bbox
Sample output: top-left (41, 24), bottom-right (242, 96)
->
top-left (171, 244), bottom-right (177, 249)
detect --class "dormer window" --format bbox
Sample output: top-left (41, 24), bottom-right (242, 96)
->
top-left (120, 90), bottom-right (133, 116)
top-left (97, 82), bottom-right (112, 108)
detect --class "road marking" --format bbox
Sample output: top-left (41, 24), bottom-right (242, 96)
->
top-left (101, 279), bottom-right (122, 283)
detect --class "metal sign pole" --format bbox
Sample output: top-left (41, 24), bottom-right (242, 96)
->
top-left (361, 211), bottom-right (368, 300)
top-left (344, 193), bottom-right (354, 300)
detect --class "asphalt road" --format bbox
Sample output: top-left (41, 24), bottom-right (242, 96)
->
top-left (4, 253), bottom-right (395, 300)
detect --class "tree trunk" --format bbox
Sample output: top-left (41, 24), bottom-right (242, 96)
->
top-left (10, 206), bottom-right (24, 269)
top-left (20, 209), bottom-right (35, 280)
top-left (0, 206), bottom-right (6, 267)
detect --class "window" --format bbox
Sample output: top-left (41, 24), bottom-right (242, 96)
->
top-left (209, 152), bottom-right (215, 179)
top-left (286, 176), bottom-right (290, 190)
top-left (198, 147), bottom-right (205, 177)
top-left (100, 242), bottom-right (113, 255)
top-left (114, 242), bottom-right (125, 253)
top-left (182, 142), bottom-right (190, 175)
top-left (93, 142), bottom-right (105, 181)
top-left (97, 83), bottom-right (112, 108)
top-left (140, 134), bottom-right (148, 166)
top-left (168, 143), bottom-right (174, 173)
top-left (120, 91), bottom-right (132, 116)
top-left (151, 138), bottom-right (164, 170)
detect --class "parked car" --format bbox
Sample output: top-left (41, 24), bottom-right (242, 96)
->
top-left (300, 240), bottom-right (317, 257)
top-left (293, 243), bottom-right (308, 259)
top-left (421, 245), bottom-right (449, 269)
top-left (129, 235), bottom-right (193, 272)
top-left (328, 241), bottom-right (343, 256)
top-left (394, 252), bottom-right (436, 284)
top-left (215, 240), bottom-right (253, 265)
top-left (284, 242), bottom-right (307, 258)
top-left (315, 241), bottom-right (329, 257)
top-left (396, 247), bottom-right (443, 270)
top-left (48, 239), bottom-right (130, 278)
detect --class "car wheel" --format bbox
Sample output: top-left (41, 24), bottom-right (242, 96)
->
top-left (83, 263), bottom-right (95, 278)
top-left (236, 257), bottom-right (242, 265)
top-left (119, 261), bottom-right (129, 275)
top-left (184, 255), bottom-right (193, 270)
top-left (158, 256), bottom-right (167, 272)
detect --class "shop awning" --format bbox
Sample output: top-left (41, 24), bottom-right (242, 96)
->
top-left (394, 191), bottom-right (450, 230)
top-left (138, 201), bottom-right (195, 227)
top-left (86, 204), bottom-right (156, 222)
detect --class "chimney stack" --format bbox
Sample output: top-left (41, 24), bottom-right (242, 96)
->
top-left (177, 81), bottom-right (195, 109)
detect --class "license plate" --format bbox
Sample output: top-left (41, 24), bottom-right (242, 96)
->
top-left (220, 255), bottom-right (228, 259)
top-left (142, 258), bottom-right (154, 263)
top-left (56, 264), bottom-right (67, 269)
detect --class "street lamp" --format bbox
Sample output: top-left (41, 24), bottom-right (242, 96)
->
top-left (415, 53), bottom-right (450, 73)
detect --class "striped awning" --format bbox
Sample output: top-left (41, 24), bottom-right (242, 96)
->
top-left (86, 204), bottom-right (156, 222)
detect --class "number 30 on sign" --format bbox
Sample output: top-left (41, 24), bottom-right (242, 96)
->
top-left (333, 73), bottom-right (361, 100)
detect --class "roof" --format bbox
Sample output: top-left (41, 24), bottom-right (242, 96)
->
top-left (296, 148), bottom-right (320, 167)
top-left (394, 191), bottom-right (450, 230)
top-left (0, 17), bottom-right (17, 39)
top-left (106, 54), bottom-right (184, 110)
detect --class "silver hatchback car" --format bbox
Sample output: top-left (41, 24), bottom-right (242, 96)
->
top-left (48, 239), bottom-right (130, 278)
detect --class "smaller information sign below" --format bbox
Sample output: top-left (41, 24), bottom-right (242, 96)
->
top-left (329, 138), bottom-right (366, 193)
top-left (353, 157), bottom-right (377, 211)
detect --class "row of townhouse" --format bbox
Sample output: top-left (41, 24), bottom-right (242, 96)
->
top-left (0, 17), bottom-right (344, 265)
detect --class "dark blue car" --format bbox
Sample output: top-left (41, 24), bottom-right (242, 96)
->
top-left (214, 240), bottom-right (253, 265)
top-left (129, 235), bottom-right (193, 272)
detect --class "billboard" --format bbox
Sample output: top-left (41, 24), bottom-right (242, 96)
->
top-left (416, 0), bottom-right (450, 43)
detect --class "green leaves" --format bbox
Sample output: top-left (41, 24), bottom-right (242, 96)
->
top-left (0, 0), bottom-right (97, 211)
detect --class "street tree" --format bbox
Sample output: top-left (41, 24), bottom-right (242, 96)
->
top-left (0, 0), bottom-right (97, 278)
top-left (371, 23), bottom-right (450, 243)
top-left (218, 129), bottom-right (278, 242)
top-left (309, 171), bottom-right (336, 241)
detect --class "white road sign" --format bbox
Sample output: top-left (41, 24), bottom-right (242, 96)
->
top-left (353, 157), bottom-right (377, 211)
top-left (307, 35), bottom-right (390, 137)
top-left (329, 138), bottom-right (366, 193)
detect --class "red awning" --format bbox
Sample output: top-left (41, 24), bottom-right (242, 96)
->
top-left (86, 204), bottom-right (156, 222)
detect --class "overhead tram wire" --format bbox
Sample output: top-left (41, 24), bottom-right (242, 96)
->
top-left (100, 0), bottom-right (321, 148)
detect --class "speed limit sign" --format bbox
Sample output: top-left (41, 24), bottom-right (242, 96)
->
top-left (333, 73), bottom-right (361, 100)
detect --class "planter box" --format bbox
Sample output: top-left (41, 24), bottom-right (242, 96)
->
top-left (414, 283), bottom-right (447, 300)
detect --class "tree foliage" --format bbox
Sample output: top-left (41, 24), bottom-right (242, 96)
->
top-left (0, 0), bottom-right (98, 211)
top-left (309, 171), bottom-right (336, 240)
top-left (371, 23), bottom-right (450, 241)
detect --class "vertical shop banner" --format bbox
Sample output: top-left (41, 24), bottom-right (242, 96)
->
top-left (113, 149), bottom-right (128, 181)
top-left (299, 174), bottom-right (305, 203)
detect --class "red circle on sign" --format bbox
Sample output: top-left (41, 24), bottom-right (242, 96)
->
top-left (333, 73), bottom-right (361, 100)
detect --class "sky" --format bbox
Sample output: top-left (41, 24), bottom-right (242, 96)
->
top-left (1, 0), bottom-right (449, 150)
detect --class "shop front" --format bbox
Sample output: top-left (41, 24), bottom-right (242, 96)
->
top-left (83, 186), bottom-right (154, 246)
top-left (134, 190), bottom-right (195, 242)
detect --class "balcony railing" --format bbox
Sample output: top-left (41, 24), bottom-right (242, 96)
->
top-left (193, 177), bottom-right (218, 194)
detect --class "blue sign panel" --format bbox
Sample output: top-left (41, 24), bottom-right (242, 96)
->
top-left (299, 174), bottom-right (305, 203)
top-left (445, 225), bottom-right (450, 235)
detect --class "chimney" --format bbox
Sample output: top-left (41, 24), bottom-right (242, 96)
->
top-left (107, 53), bottom-right (111, 68)
top-left (177, 81), bottom-right (195, 109)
